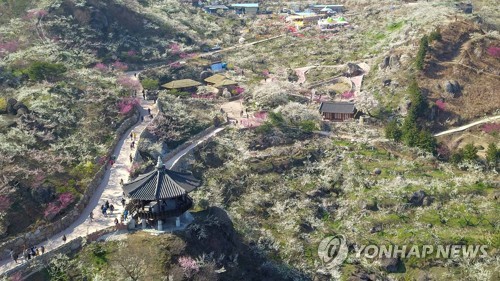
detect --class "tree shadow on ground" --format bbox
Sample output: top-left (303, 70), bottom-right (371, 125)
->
top-left (175, 207), bottom-right (310, 281)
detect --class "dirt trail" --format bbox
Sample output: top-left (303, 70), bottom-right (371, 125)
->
top-left (434, 115), bottom-right (500, 137)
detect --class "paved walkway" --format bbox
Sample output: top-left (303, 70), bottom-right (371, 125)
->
top-left (434, 115), bottom-right (500, 137)
top-left (0, 75), bottom-right (158, 272)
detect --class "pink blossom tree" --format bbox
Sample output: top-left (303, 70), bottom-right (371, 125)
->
top-left (44, 192), bottom-right (74, 218)
top-left (117, 75), bottom-right (141, 92)
top-left (94, 62), bottom-right (108, 72)
top-left (0, 40), bottom-right (20, 57)
top-left (118, 97), bottom-right (140, 115)
top-left (487, 46), bottom-right (500, 58)
top-left (178, 256), bottom-right (199, 278)
top-left (482, 123), bottom-right (500, 134)
top-left (341, 91), bottom-right (354, 99)
top-left (112, 60), bottom-right (128, 71)
top-left (170, 43), bottom-right (181, 54)
top-left (234, 86), bottom-right (245, 95)
top-left (435, 99), bottom-right (446, 110)
top-left (0, 195), bottom-right (12, 213)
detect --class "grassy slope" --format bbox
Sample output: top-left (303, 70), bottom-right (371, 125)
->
top-left (189, 128), bottom-right (499, 280)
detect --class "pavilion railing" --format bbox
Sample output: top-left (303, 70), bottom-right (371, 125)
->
top-left (134, 197), bottom-right (193, 220)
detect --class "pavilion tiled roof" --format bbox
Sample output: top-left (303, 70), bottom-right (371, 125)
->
top-left (204, 74), bottom-right (237, 88)
top-left (122, 158), bottom-right (201, 201)
top-left (319, 102), bottom-right (356, 114)
top-left (162, 79), bottom-right (201, 89)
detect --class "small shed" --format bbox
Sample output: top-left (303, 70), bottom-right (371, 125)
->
top-left (230, 3), bottom-right (259, 15)
top-left (319, 101), bottom-right (357, 121)
top-left (310, 5), bottom-right (344, 13)
top-left (204, 74), bottom-right (238, 88)
top-left (210, 62), bottom-right (227, 72)
top-left (162, 79), bottom-right (202, 90)
top-left (204, 5), bottom-right (229, 14)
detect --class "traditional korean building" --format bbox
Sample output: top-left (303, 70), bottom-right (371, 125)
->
top-left (319, 101), bottom-right (357, 121)
top-left (204, 74), bottom-right (238, 89)
top-left (122, 157), bottom-right (201, 231)
top-left (161, 79), bottom-right (202, 92)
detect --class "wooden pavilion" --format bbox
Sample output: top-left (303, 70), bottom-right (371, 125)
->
top-left (122, 157), bottom-right (201, 231)
top-left (161, 79), bottom-right (201, 92)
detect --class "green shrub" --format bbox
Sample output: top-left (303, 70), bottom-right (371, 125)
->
top-left (451, 149), bottom-right (464, 164)
top-left (25, 61), bottom-right (67, 81)
top-left (268, 111), bottom-right (284, 126)
top-left (385, 120), bottom-right (402, 142)
top-left (415, 35), bottom-right (429, 70)
top-left (463, 143), bottom-right (478, 161)
top-left (141, 78), bottom-right (159, 90)
top-left (299, 120), bottom-right (317, 133)
top-left (255, 122), bottom-right (273, 134)
top-left (486, 143), bottom-right (498, 167)
top-left (0, 97), bottom-right (6, 112)
top-left (429, 29), bottom-right (442, 42)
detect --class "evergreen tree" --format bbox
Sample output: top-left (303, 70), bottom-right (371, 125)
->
top-left (385, 120), bottom-right (402, 142)
top-left (416, 35), bottom-right (429, 70)
top-left (416, 130), bottom-right (437, 153)
top-left (486, 143), bottom-right (498, 168)
top-left (451, 149), bottom-right (464, 164)
top-left (463, 143), bottom-right (478, 161)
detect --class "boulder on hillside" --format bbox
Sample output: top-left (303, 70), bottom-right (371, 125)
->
top-left (379, 56), bottom-right (390, 69)
top-left (444, 80), bottom-right (461, 97)
top-left (409, 190), bottom-right (426, 206)
top-left (389, 55), bottom-right (400, 69)
top-left (347, 63), bottom-right (364, 76)
top-left (408, 190), bottom-right (434, 207)
top-left (380, 257), bottom-right (405, 273)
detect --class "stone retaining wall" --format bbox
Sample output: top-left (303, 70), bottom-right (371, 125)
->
top-left (134, 99), bottom-right (224, 170)
top-left (163, 125), bottom-right (219, 167)
top-left (1, 227), bottom-right (118, 279)
top-left (0, 108), bottom-right (140, 261)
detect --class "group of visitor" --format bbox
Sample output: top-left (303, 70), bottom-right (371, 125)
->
top-left (100, 200), bottom-right (115, 217)
top-left (9, 244), bottom-right (45, 264)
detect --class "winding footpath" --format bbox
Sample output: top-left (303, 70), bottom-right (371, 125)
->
top-left (434, 115), bottom-right (500, 137)
top-left (0, 74), bottom-right (224, 274)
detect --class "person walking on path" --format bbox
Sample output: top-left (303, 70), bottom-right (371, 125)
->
top-left (114, 217), bottom-right (119, 227)
top-left (120, 179), bottom-right (124, 186)
top-left (121, 198), bottom-right (126, 207)
top-left (23, 249), bottom-right (30, 261)
top-left (40, 245), bottom-right (45, 255)
top-left (130, 133), bottom-right (133, 140)
top-left (101, 204), bottom-right (107, 217)
top-left (110, 204), bottom-right (115, 214)
top-left (62, 235), bottom-right (67, 243)
top-left (129, 154), bottom-right (133, 162)
top-left (148, 108), bottom-right (151, 115)
top-left (89, 211), bottom-right (94, 222)
top-left (105, 200), bottom-right (110, 210)
top-left (123, 209), bottom-right (129, 220)
top-left (9, 249), bottom-right (18, 264)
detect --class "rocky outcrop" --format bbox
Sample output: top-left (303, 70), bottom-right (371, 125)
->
top-left (380, 257), bottom-right (405, 273)
top-left (408, 190), bottom-right (434, 207)
top-left (443, 80), bottom-right (461, 98)
top-left (3, 98), bottom-right (29, 116)
top-left (347, 63), bottom-right (364, 76)
top-left (379, 55), bottom-right (400, 70)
